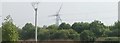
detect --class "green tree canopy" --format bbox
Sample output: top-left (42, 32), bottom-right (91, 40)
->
top-left (71, 22), bottom-right (89, 33)
top-left (80, 30), bottom-right (96, 41)
top-left (37, 29), bottom-right (50, 40)
top-left (21, 23), bottom-right (35, 40)
top-left (109, 29), bottom-right (120, 37)
top-left (58, 22), bottom-right (71, 29)
top-left (2, 15), bottom-right (19, 41)
top-left (46, 24), bottom-right (58, 29)
top-left (17, 27), bottom-right (22, 40)
top-left (38, 29), bottom-right (80, 40)
top-left (89, 20), bottom-right (106, 37)
top-left (105, 21), bottom-right (120, 37)
top-left (114, 21), bottom-right (120, 29)
top-left (50, 29), bottom-right (80, 40)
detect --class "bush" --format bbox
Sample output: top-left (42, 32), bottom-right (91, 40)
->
top-left (37, 29), bottom-right (80, 40)
top-left (80, 30), bottom-right (96, 41)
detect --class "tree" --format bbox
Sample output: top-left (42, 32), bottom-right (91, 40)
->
top-left (2, 15), bottom-right (19, 41)
top-left (17, 27), bottom-right (22, 40)
top-left (50, 29), bottom-right (68, 40)
top-left (102, 28), bottom-right (111, 37)
top-left (37, 29), bottom-right (80, 40)
top-left (109, 29), bottom-right (120, 37)
top-left (109, 21), bottom-right (120, 30)
top-left (89, 20), bottom-right (106, 37)
top-left (37, 29), bottom-right (50, 40)
top-left (21, 23), bottom-right (35, 40)
top-left (67, 29), bottom-right (80, 40)
top-left (112, 21), bottom-right (120, 37)
top-left (114, 21), bottom-right (120, 29)
top-left (80, 30), bottom-right (96, 41)
top-left (50, 29), bottom-right (80, 40)
top-left (71, 22), bottom-right (89, 33)
top-left (42, 25), bottom-right (47, 29)
top-left (46, 24), bottom-right (58, 29)
top-left (106, 21), bottom-right (120, 37)
top-left (58, 22), bottom-right (71, 29)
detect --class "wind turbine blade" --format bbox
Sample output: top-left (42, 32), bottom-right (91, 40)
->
top-left (57, 3), bottom-right (63, 14)
top-left (48, 14), bottom-right (57, 17)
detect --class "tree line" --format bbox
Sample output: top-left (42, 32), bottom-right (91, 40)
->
top-left (1, 15), bottom-right (120, 41)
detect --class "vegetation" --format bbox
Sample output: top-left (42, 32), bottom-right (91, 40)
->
top-left (71, 22), bottom-right (89, 33)
top-left (2, 15), bottom-right (19, 41)
top-left (20, 23), bottom-right (35, 40)
top-left (80, 30), bottom-right (96, 41)
top-left (38, 29), bottom-right (80, 40)
top-left (1, 15), bottom-right (120, 42)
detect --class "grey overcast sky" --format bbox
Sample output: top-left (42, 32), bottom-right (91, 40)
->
top-left (2, 2), bottom-right (118, 28)
top-left (1, 0), bottom-right (119, 2)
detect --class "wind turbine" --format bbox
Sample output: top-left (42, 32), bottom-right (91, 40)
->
top-left (49, 3), bottom-right (63, 26)
top-left (31, 2), bottom-right (39, 42)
